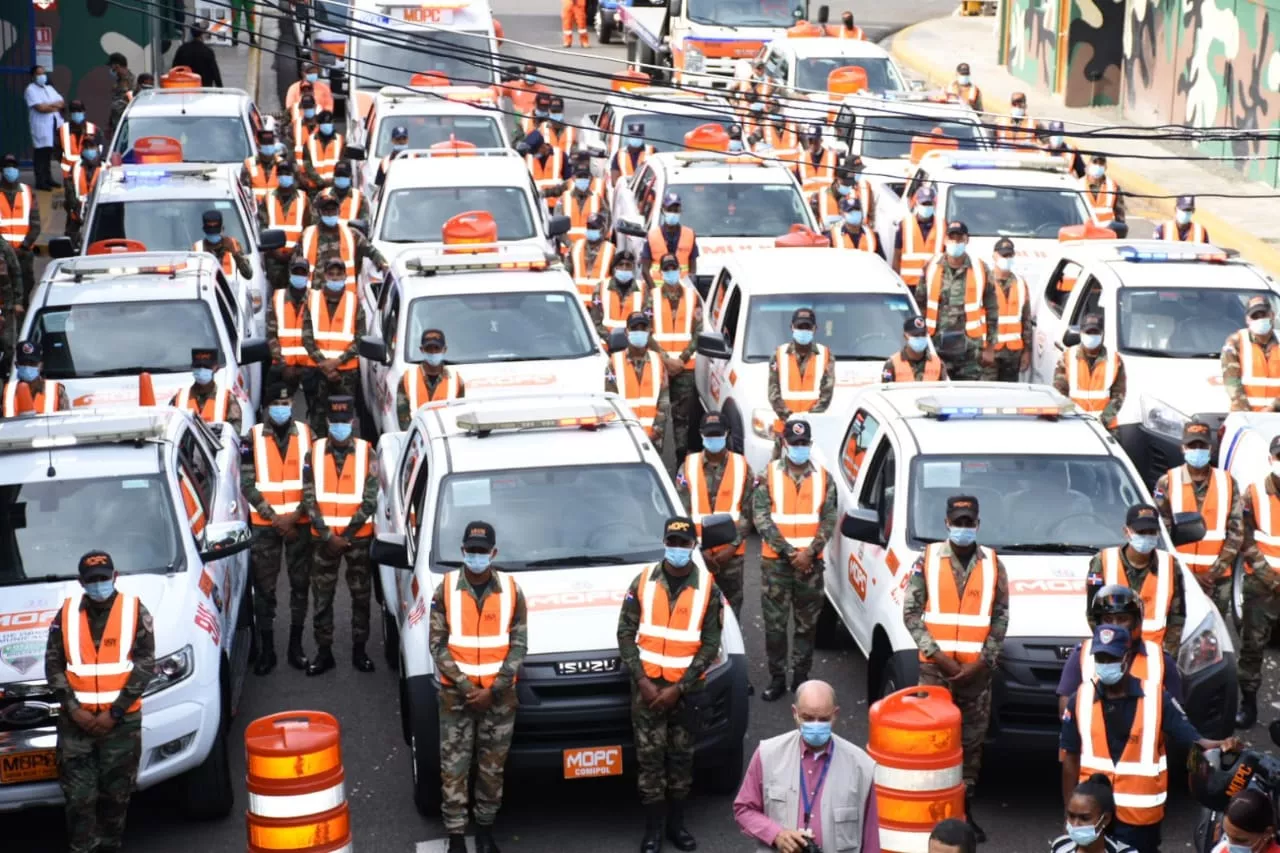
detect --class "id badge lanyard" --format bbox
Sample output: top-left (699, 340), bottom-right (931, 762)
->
top-left (800, 751), bottom-right (832, 830)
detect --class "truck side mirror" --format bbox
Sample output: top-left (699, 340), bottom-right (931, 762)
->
top-left (607, 328), bottom-right (629, 354)
top-left (358, 335), bottom-right (389, 365)
top-left (669, 0), bottom-right (682, 17)
top-left (240, 337), bottom-right (271, 364)
top-left (258, 229), bottom-right (287, 252)
top-left (840, 508), bottom-right (883, 545)
top-left (1170, 511), bottom-right (1206, 547)
top-left (48, 236), bottom-right (75, 259)
top-left (1063, 326), bottom-right (1081, 347)
top-left (614, 219), bottom-right (647, 238)
top-left (343, 144), bottom-right (366, 161)
top-left (700, 513), bottom-right (735, 550)
top-left (695, 331), bottom-right (732, 360)
top-left (547, 215), bottom-right (571, 237)
top-left (371, 532), bottom-right (411, 569)
top-left (1105, 220), bottom-right (1130, 239)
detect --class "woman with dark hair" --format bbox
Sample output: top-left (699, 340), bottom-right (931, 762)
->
top-left (1050, 774), bottom-right (1136, 853)
top-left (1219, 789), bottom-right (1280, 853)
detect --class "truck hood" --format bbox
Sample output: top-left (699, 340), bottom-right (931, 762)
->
top-left (696, 237), bottom-right (795, 282)
top-left (1118, 356), bottom-right (1227, 423)
top-left (62, 368), bottom-right (243, 409)
top-left (519, 564), bottom-right (651, 656)
top-left (1002, 554), bottom-right (1092, 638)
top-left (453, 356), bottom-right (605, 397)
top-left (374, 238), bottom-right (547, 265)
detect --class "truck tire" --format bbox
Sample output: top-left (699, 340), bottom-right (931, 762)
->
top-left (177, 704), bottom-right (234, 819)
top-left (877, 650), bottom-right (920, 701)
top-left (815, 597), bottom-right (848, 649)
top-left (406, 676), bottom-right (443, 816)
top-left (598, 11), bottom-right (615, 44)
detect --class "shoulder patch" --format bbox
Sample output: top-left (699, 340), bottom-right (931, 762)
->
top-left (1062, 706), bottom-right (1072, 723)
top-left (910, 557), bottom-right (924, 576)
top-left (675, 468), bottom-right (688, 488)
top-left (881, 369), bottom-right (894, 382)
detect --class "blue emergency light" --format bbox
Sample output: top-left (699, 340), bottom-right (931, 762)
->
top-left (1114, 245), bottom-right (1229, 263)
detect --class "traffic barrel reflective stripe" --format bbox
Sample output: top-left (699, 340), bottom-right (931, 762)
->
top-left (868, 686), bottom-right (966, 853)
top-left (245, 710), bottom-right (352, 853)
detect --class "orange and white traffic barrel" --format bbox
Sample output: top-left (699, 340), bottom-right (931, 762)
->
top-left (868, 685), bottom-right (966, 853)
top-left (245, 710), bottom-right (351, 853)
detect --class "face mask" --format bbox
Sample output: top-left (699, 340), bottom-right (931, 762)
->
top-left (35, 74), bottom-right (47, 86)
top-left (1066, 821), bottom-right (1102, 847)
top-left (917, 205), bottom-right (934, 219)
top-left (192, 367), bottom-right (214, 385)
top-left (786, 445), bottom-right (811, 466)
top-left (574, 178), bottom-right (591, 192)
top-left (15, 366), bottom-right (39, 383)
top-left (1184, 447), bottom-right (1211, 469)
top-left (534, 109), bottom-right (549, 119)
top-left (1128, 533), bottom-right (1158, 554)
top-left (268, 405), bottom-right (293, 425)
top-left (1080, 333), bottom-right (1103, 350)
top-left (1011, 106), bottom-right (1026, 118)
top-left (334, 176), bottom-right (351, 190)
top-left (907, 336), bottom-right (929, 353)
top-left (278, 174), bottom-right (295, 189)
top-left (995, 256), bottom-right (1013, 272)
top-left (664, 546), bottom-right (693, 567)
top-left (628, 331), bottom-right (649, 349)
top-left (82, 149), bottom-right (99, 162)
top-left (260, 145), bottom-right (276, 157)
top-left (550, 113), bottom-right (564, 123)
top-left (1050, 135), bottom-right (1065, 148)
top-left (946, 241), bottom-right (966, 259)
top-left (1095, 661), bottom-right (1125, 685)
top-left (844, 211), bottom-right (864, 226)
top-left (324, 278), bottom-right (345, 293)
top-left (1088, 164), bottom-right (1106, 179)
top-left (627, 136), bottom-right (642, 149)
top-left (289, 273), bottom-right (308, 289)
top-left (1176, 210), bottom-right (1193, 225)
top-left (392, 142), bottom-right (408, 152)
top-left (319, 122), bottom-right (334, 135)
top-left (800, 720), bottom-right (832, 748)
top-left (1228, 845), bottom-right (1259, 853)
top-left (662, 270), bottom-right (680, 286)
top-left (1250, 317), bottom-right (1273, 336)
top-left (328, 422), bottom-right (352, 442)
top-left (71, 112), bottom-right (85, 124)
top-left (792, 328), bottom-right (814, 346)
top-left (663, 212), bottom-right (681, 227)
top-left (84, 579), bottom-right (115, 602)
top-left (321, 215), bottom-right (339, 228)
top-left (727, 140), bottom-right (745, 153)
top-left (424, 352), bottom-right (445, 367)
top-left (1, 167), bottom-right (18, 183)
top-left (524, 74), bottom-right (537, 85)
top-left (702, 435), bottom-right (726, 454)
top-left (462, 551), bottom-right (492, 573)
top-left (948, 525), bottom-right (977, 547)
top-left (836, 183), bottom-right (852, 196)
top-left (204, 232), bottom-right (222, 244)
top-left (305, 73), bottom-right (319, 84)
top-left (957, 75), bottom-right (971, 86)
top-left (585, 228), bottom-right (602, 242)
top-left (304, 108), bottom-right (316, 119)
top-left (110, 68), bottom-right (120, 80)
top-left (614, 268), bottom-right (634, 284)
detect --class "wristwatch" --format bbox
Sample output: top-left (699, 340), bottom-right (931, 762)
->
top-left (109, 706), bottom-right (125, 721)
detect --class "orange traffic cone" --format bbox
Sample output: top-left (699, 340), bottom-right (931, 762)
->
top-left (138, 372), bottom-right (157, 407)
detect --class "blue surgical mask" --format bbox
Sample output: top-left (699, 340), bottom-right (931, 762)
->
top-left (304, 108), bottom-right (316, 119)
top-left (334, 176), bottom-right (351, 190)
top-left (71, 112), bottom-right (85, 124)
top-left (321, 215), bottom-right (339, 228)
top-left (305, 73), bottom-right (319, 84)
top-left (1095, 661), bottom-right (1125, 685)
top-left (1184, 447), bottom-right (1211, 469)
top-left (627, 136), bottom-right (643, 149)
top-left (278, 174), bottom-right (295, 188)
top-left (1080, 333), bottom-right (1103, 350)
top-left (84, 579), bottom-right (115, 602)
top-left (628, 331), bottom-right (649, 349)
top-left (15, 365), bottom-right (39, 383)
top-left (2, 167), bottom-right (18, 183)
top-left (35, 74), bottom-right (47, 86)
top-left (946, 241), bottom-right (966, 259)
top-left (324, 278), bottom-right (345, 293)
top-left (800, 720), bottom-right (832, 748)
top-left (1227, 845), bottom-right (1257, 853)
top-left (995, 256), bottom-right (1012, 272)
top-left (524, 74), bottom-right (537, 85)
top-left (702, 435), bottom-right (726, 454)
top-left (844, 211), bottom-right (863, 226)
top-left (319, 122), bottom-right (334, 135)
top-left (749, 102), bottom-right (764, 113)
top-left (1066, 821), bottom-right (1101, 847)
top-left (327, 422), bottom-right (352, 442)
top-left (614, 269), bottom-right (634, 284)
top-left (463, 551), bottom-right (492, 573)
top-left (1050, 135), bottom-right (1065, 148)
top-left (948, 525), bottom-right (977, 547)
top-left (574, 177), bottom-right (591, 192)
top-left (917, 205), bottom-right (934, 219)
top-left (268, 405), bottom-right (293, 425)
top-left (1251, 317), bottom-right (1274, 337)
top-left (585, 228), bottom-right (602, 242)
top-left (260, 145), bottom-right (275, 157)
top-left (792, 328), bottom-right (814, 346)
top-left (550, 112), bottom-right (564, 123)
top-left (1011, 106), bottom-right (1026, 119)
top-left (1176, 210), bottom-right (1193, 225)
top-left (1128, 533), bottom-right (1159, 554)
top-left (727, 140), bottom-right (745, 153)
top-left (1088, 164), bottom-right (1106, 179)
top-left (424, 352), bottom-right (445, 367)
top-left (289, 273), bottom-right (308, 289)
top-left (192, 367), bottom-right (214, 385)
top-left (533, 109), bottom-right (548, 118)
top-left (663, 212), bottom-right (681, 226)
top-left (392, 142), bottom-right (408, 152)
top-left (664, 546), bottom-right (693, 567)
top-left (907, 336), bottom-right (929, 353)
top-left (204, 232), bottom-right (222, 244)
top-left (836, 183), bottom-right (852, 197)
top-left (786, 445), bottom-right (811, 466)
top-left (662, 270), bottom-right (680, 286)
top-left (957, 75), bottom-right (971, 86)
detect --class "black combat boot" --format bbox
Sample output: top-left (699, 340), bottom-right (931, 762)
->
top-left (965, 789), bottom-right (986, 843)
top-left (352, 641), bottom-right (375, 673)
top-left (475, 823), bottom-right (501, 853)
top-left (641, 802), bottom-right (665, 853)
top-left (791, 670), bottom-right (809, 693)
top-left (253, 629), bottom-right (276, 676)
top-left (306, 645), bottom-right (335, 676)
top-left (446, 835), bottom-right (467, 853)
top-left (287, 625), bottom-right (308, 670)
top-left (1237, 691), bottom-right (1259, 730)
top-left (761, 675), bottom-right (788, 702)
top-left (665, 799), bottom-right (696, 851)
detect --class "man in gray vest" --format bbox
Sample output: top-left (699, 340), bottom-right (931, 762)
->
top-left (732, 680), bottom-right (879, 851)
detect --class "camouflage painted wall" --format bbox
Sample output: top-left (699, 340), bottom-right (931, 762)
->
top-left (1006, 0), bottom-right (1061, 92)
top-left (1123, 0), bottom-right (1280, 186)
top-left (1064, 0), bottom-right (1125, 107)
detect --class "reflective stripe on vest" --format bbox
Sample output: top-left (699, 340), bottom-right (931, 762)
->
top-left (192, 239), bottom-right (238, 278)
top-left (611, 350), bottom-right (661, 437)
top-left (996, 117), bottom-right (1038, 149)
top-left (301, 223), bottom-right (357, 289)
top-left (615, 147), bottom-right (651, 179)
top-left (0, 184), bottom-right (33, 245)
top-left (307, 134), bottom-right (344, 181)
top-left (921, 544), bottom-right (996, 663)
top-left (829, 225), bottom-right (879, 253)
top-left (924, 257), bottom-right (987, 339)
top-left (900, 216), bottom-right (943, 287)
top-left (647, 226), bottom-right (694, 275)
top-left (244, 157), bottom-right (280, 203)
top-left (599, 285), bottom-right (645, 330)
top-left (274, 289), bottom-right (314, 366)
top-left (174, 384), bottom-right (230, 423)
top-left (774, 344), bottom-right (829, 432)
top-left (442, 569), bottom-right (517, 687)
top-left (544, 124), bottom-right (576, 153)
top-left (796, 148), bottom-right (839, 195)
top-left (994, 275), bottom-right (1028, 350)
top-left (636, 564), bottom-right (713, 682)
top-left (71, 161), bottom-right (100, 204)
top-left (572, 240), bottom-right (614, 305)
top-left (1101, 547), bottom-right (1174, 649)
top-left (651, 284), bottom-right (697, 369)
top-left (684, 452), bottom-right (747, 557)
top-left (60, 123), bottom-right (98, 177)
top-left (1082, 176), bottom-right (1118, 224)
top-left (63, 591), bottom-right (141, 712)
top-left (250, 423), bottom-right (312, 523)
top-left (308, 289), bottom-right (358, 366)
top-left (313, 438), bottom-right (373, 536)
top-left (1251, 483), bottom-right (1280, 572)
top-left (2, 379), bottom-right (62, 415)
top-left (267, 191), bottom-right (306, 249)
top-left (761, 460), bottom-right (826, 559)
top-left (404, 367), bottom-right (460, 410)
top-left (527, 153), bottom-right (563, 205)
top-left (948, 83), bottom-right (980, 108)
top-left (1160, 221), bottom-right (1206, 243)
top-left (336, 189), bottom-right (363, 223)
top-left (889, 352), bottom-right (942, 382)
top-left (1065, 346), bottom-right (1119, 424)
top-left (1236, 329), bottom-right (1280, 410)
top-left (563, 192), bottom-right (601, 241)
top-left (1170, 465), bottom-right (1230, 573)
top-left (292, 117), bottom-right (315, 160)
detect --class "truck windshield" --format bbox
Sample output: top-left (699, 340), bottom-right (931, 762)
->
top-left (31, 301), bottom-right (221, 378)
top-left (111, 116), bottom-right (251, 163)
top-left (945, 186), bottom-right (1087, 238)
top-left (909, 455), bottom-right (1143, 550)
top-left (374, 115), bottom-right (503, 156)
top-left (674, 182), bottom-right (810, 238)
top-left (88, 199), bottom-right (250, 252)
top-left (687, 0), bottom-right (803, 27)
top-left (859, 116), bottom-right (985, 159)
top-left (618, 112), bottom-right (732, 153)
top-left (0, 474), bottom-right (183, 586)
top-left (431, 464), bottom-right (676, 570)
top-left (744, 292), bottom-right (914, 362)
top-left (352, 29), bottom-right (496, 90)
top-left (795, 57), bottom-right (904, 94)
top-left (1117, 283), bottom-right (1279, 358)
top-left (405, 291), bottom-right (597, 364)
top-left (379, 187), bottom-right (536, 242)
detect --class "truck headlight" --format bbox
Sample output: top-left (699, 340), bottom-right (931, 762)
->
top-left (143, 645), bottom-right (194, 696)
top-left (752, 408), bottom-right (776, 439)
top-left (684, 47), bottom-right (705, 74)
top-left (1141, 395), bottom-right (1188, 441)
top-left (706, 644), bottom-right (730, 676)
top-left (1178, 612), bottom-right (1225, 676)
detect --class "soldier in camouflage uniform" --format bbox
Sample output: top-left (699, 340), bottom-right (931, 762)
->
top-left (651, 254), bottom-right (703, 470)
top-left (428, 521), bottom-right (528, 853)
top-left (902, 495), bottom-right (1008, 842)
top-left (606, 312), bottom-right (671, 453)
top-left (987, 237), bottom-right (1032, 382)
top-left (753, 419), bottom-right (837, 702)
top-left (1222, 295), bottom-right (1280, 412)
top-left (766, 308), bottom-right (835, 459)
top-left (617, 517), bottom-right (723, 853)
top-left (1, 154), bottom-right (41, 305)
top-left (302, 110), bottom-right (344, 196)
top-left (397, 329), bottom-right (465, 429)
top-left (318, 161), bottom-right (370, 227)
top-left (1052, 312), bottom-right (1126, 431)
top-left (914, 221), bottom-right (998, 380)
top-left (881, 315), bottom-right (950, 382)
top-left (242, 383), bottom-right (314, 675)
top-left (302, 258), bottom-right (367, 437)
top-left (1152, 420), bottom-right (1242, 618)
top-left (195, 209), bottom-right (253, 280)
top-left (589, 250), bottom-right (650, 339)
top-left (0, 234), bottom-right (22, 361)
top-left (107, 53), bottom-right (136, 136)
top-left (294, 194), bottom-right (389, 290)
top-left (300, 396), bottom-right (379, 675)
top-left (45, 550), bottom-right (154, 853)
top-left (1236, 434), bottom-right (1280, 729)
top-left (267, 257), bottom-right (323, 420)
top-left (257, 161), bottom-right (312, 292)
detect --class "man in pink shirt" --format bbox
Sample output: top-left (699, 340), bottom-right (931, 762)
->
top-left (734, 680), bottom-right (880, 852)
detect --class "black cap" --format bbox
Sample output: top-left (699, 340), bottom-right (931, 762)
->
top-left (1182, 420), bottom-right (1212, 445)
top-left (463, 520), bottom-right (496, 550)
top-left (904, 315), bottom-right (928, 336)
top-left (1080, 312), bottom-right (1104, 333)
top-left (586, 212), bottom-right (606, 230)
top-left (946, 495), bottom-right (980, 523)
top-left (300, 94), bottom-right (317, 108)
top-left (276, 159), bottom-right (294, 174)
top-left (914, 185), bottom-right (936, 204)
top-left (1126, 504), bottom-right (1160, 532)
top-left (946, 220), bottom-right (968, 237)
top-left (421, 328), bottom-right (446, 349)
top-left (107, 52), bottom-right (128, 67)
top-left (626, 311), bottom-right (649, 330)
top-left (78, 550), bottom-right (115, 581)
top-left (323, 257), bottom-right (346, 274)
top-left (535, 91), bottom-right (552, 105)
top-left (289, 256), bottom-right (310, 273)
top-left (327, 396), bottom-right (355, 421)
top-left (700, 411), bottom-right (727, 436)
top-left (523, 130), bottom-right (545, 150)
top-left (956, 62), bottom-right (971, 74)
top-left (15, 341), bottom-right (40, 365)
top-left (391, 125), bottom-right (409, 138)
top-left (0, 154), bottom-right (17, 169)
top-left (69, 99), bottom-right (86, 112)
top-left (727, 125), bottom-right (743, 140)
top-left (792, 307), bottom-right (816, 327)
top-left (549, 95), bottom-right (565, 110)
top-left (626, 121), bottom-right (645, 135)
top-left (659, 254), bottom-right (680, 271)
top-left (1247, 295), bottom-right (1272, 317)
top-left (316, 194), bottom-right (340, 212)
top-left (1177, 194), bottom-right (1195, 211)
top-left (334, 160), bottom-right (352, 177)
top-left (191, 347), bottom-right (218, 369)
top-left (202, 209), bottom-right (223, 230)
top-left (663, 517), bottom-right (697, 544)
top-left (1270, 435), bottom-right (1280, 457)
top-left (839, 196), bottom-right (863, 212)
top-left (1090, 153), bottom-right (1107, 165)
top-left (993, 237), bottom-right (1015, 256)
top-left (783, 418), bottom-right (812, 445)
top-left (1011, 91), bottom-right (1027, 105)
top-left (256, 128), bottom-right (276, 142)
top-left (1045, 119), bottom-right (1065, 133)
top-left (573, 164), bottom-right (591, 178)
top-left (317, 109), bottom-right (334, 122)
top-left (266, 382), bottom-right (292, 404)
top-left (613, 249), bottom-right (637, 264)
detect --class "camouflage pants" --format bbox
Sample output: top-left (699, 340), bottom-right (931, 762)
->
top-left (941, 351), bottom-right (983, 381)
top-left (57, 716), bottom-right (142, 853)
top-left (668, 371), bottom-right (697, 469)
top-left (631, 683), bottom-right (694, 805)
top-left (0, 308), bottom-right (17, 370)
top-left (311, 535), bottom-right (372, 646)
top-left (1203, 575), bottom-right (1233, 621)
top-left (1238, 572), bottom-right (1280, 693)
top-left (310, 368), bottom-right (361, 439)
top-left (707, 552), bottom-right (744, 623)
top-left (920, 661), bottom-right (992, 790)
top-left (984, 352), bottom-right (1024, 382)
top-left (16, 248), bottom-right (34, 305)
top-left (438, 686), bottom-right (517, 833)
top-left (761, 558), bottom-right (825, 679)
top-left (251, 524), bottom-right (313, 633)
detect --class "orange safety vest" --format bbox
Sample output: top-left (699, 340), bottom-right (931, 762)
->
top-left (249, 423), bottom-right (312, 526)
top-left (815, 180), bottom-right (874, 224)
top-left (307, 133), bottom-right (345, 182)
top-left (59, 122), bottom-right (99, 178)
top-left (300, 223), bottom-right (357, 290)
top-left (71, 161), bottom-right (101, 207)
top-left (1235, 329), bottom-right (1280, 411)
top-left (173, 384), bottom-right (231, 424)
top-left (924, 257), bottom-right (988, 340)
top-left (179, 470), bottom-right (206, 535)
top-left (598, 284), bottom-right (645, 331)
top-left (1075, 659), bottom-right (1168, 826)
top-left (651, 284), bottom-right (698, 369)
top-left (611, 350), bottom-right (662, 436)
top-left (403, 366), bottom-right (460, 409)
top-left (62, 592), bottom-right (143, 714)
top-left (899, 216), bottom-right (944, 287)
top-left (1249, 481), bottom-right (1280, 575)
top-left (1082, 177), bottom-right (1118, 224)
top-left (292, 116), bottom-right (316, 161)
top-left (273, 289), bottom-right (314, 367)
top-left (267, 191), bottom-right (306, 250)
top-left (635, 564), bottom-right (714, 682)
top-left (308, 289), bottom-right (359, 369)
top-left (562, 191), bottom-right (602, 243)
top-left (2, 379), bottom-right (63, 415)
top-left (192, 237), bottom-right (241, 279)
top-left (572, 240), bottom-right (614, 306)
top-left (0, 184), bottom-right (32, 246)
top-left (1100, 547), bottom-right (1175, 650)
top-left (527, 153), bottom-right (563, 209)
top-left (543, 123), bottom-right (576, 153)
top-left (763, 122), bottom-right (797, 154)
top-left (773, 343), bottom-right (829, 434)
top-left (829, 225), bottom-right (879, 253)
top-left (948, 82), bottom-right (981, 108)
top-left (1064, 345), bottom-right (1120, 426)
top-left (615, 146), bottom-right (652, 179)
top-left (647, 226), bottom-right (695, 276)
top-left (795, 148), bottom-right (839, 196)
top-left (312, 437), bottom-right (374, 537)
top-left (1080, 637), bottom-right (1164, 687)
top-left (331, 189), bottom-right (364, 223)
top-left (1159, 220), bottom-right (1207, 243)
top-left (1168, 465), bottom-right (1231, 576)
top-left (920, 543), bottom-right (998, 664)
top-left (838, 24), bottom-right (866, 39)
top-left (243, 157), bottom-right (281, 203)
top-left (761, 460), bottom-right (827, 560)
top-left (888, 352), bottom-right (943, 382)
top-left (996, 116), bottom-right (1038, 150)
top-left (994, 274), bottom-right (1028, 351)
top-left (441, 569), bottom-right (519, 688)
top-left (683, 451), bottom-right (748, 556)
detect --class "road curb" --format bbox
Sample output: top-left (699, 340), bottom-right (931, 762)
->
top-left (885, 19), bottom-right (1280, 278)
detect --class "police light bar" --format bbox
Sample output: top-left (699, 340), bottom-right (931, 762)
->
top-left (875, 90), bottom-right (964, 104)
top-left (55, 253), bottom-right (200, 280)
top-left (1113, 245), bottom-right (1236, 263)
top-left (0, 411), bottom-right (168, 451)
top-left (392, 147), bottom-right (515, 160)
top-left (670, 152), bottom-right (768, 166)
top-left (622, 87), bottom-right (711, 101)
top-left (400, 244), bottom-right (556, 274)
top-left (915, 390), bottom-right (1076, 420)
top-left (923, 152), bottom-right (1067, 173)
top-left (454, 405), bottom-right (622, 434)
top-left (112, 165), bottom-right (220, 183)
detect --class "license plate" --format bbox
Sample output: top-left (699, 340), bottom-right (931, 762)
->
top-left (1, 749), bottom-right (57, 784)
top-left (562, 745), bottom-right (622, 779)
top-left (399, 7), bottom-right (453, 24)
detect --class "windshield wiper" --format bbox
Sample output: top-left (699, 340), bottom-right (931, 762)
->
top-left (0, 574), bottom-right (74, 587)
top-left (1000, 543), bottom-right (1098, 554)
top-left (524, 554), bottom-right (630, 567)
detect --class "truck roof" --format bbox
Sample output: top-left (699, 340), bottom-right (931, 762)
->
top-left (655, 152), bottom-right (799, 185)
top-left (920, 152), bottom-right (1077, 189)
top-left (774, 38), bottom-right (896, 60)
top-left (94, 164), bottom-right (242, 201)
top-left (721, 248), bottom-right (904, 292)
top-left (0, 406), bottom-right (191, 453)
top-left (381, 150), bottom-right (529, 191)
top-left (125, 88), bottom-right (250, 117)
top-left (40, 252), bottom-right (222, 305)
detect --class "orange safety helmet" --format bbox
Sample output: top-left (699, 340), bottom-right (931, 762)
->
top-left (409, 71), bottom-right (451, 88)
top-left (129, 136), bottom-right (183, 163)
top-left (827, 66), bottom-right (868, 96)
top-left (161, 66), bottom-right (202, 89)
top-left (611, 69), bottom-right (651, 92)
top-left (87, 238), bottom-right (149, 255)
top-left (1058, 222), bottom-right (1118, 242)
top-left (909, 130), bottom-right (959, 163)
top-left (430, 137), bottom-right (477, 156)
top-left (442, 210), bottom-right (497, 253)
top-left (683, 123), bottom-right (730, 152)
top-left (775, 225), bottom-right (831, 248)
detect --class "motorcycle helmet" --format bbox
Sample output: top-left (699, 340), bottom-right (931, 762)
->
top-left (1090, 584), bottom-right (1144, 631)
top-left (1189, 744), bottom-right (1261, 812)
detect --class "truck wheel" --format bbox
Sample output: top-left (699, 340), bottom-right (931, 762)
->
top-left (599, 13), bottom-right (615, 44)
top-left (178, 709), bottom-right (234, 819)
top-left (815, 597), bottom-right (848, 649)
top-left (407, 678), bottom-right (443, 816)
top-left (877, 650), bottom-right (920, 701)
top-left (382, 604), bottom-right (400, 670)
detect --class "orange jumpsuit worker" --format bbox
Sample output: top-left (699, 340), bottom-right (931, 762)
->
top-left (562, 0), bottom-right (589, 47)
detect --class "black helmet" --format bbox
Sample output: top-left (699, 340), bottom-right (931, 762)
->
top-left (1089, 584), bottom-right (1143, 629)
top-left (1188, 744), bottom-right (1261, 811)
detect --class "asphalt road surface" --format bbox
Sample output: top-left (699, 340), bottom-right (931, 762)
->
top-left (7, 1), bottom-right (1243, 851)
